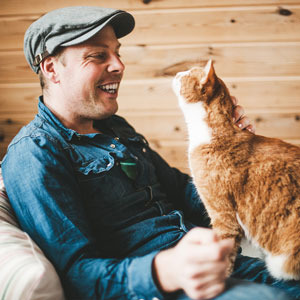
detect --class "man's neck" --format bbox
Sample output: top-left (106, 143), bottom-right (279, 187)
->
top-left (43, 94), bottom-right (102, 135)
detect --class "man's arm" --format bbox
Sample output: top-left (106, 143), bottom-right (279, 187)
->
top-left (2, 135), bottom-right (164, 300)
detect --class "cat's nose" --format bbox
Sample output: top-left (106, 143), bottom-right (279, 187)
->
top-left (173, 71), bottom-right (187, 95)
top-left (172, 73), bottom-right (183, 95)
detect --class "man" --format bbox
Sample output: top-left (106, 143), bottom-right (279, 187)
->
top-left (2, 6), bottom-right (299, 300)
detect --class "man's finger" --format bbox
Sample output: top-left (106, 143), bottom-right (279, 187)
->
top-left (184, 227), bottom-right (219, 245)
top-left (236, 116), bottom-right (250, 129)
top-left (232, 105), bottom-right (245, 123)
top-left (246, 124), bottom-right (256, 134)
top-left (231, 95), bottom-right (238, 106)
top-left (188, 239), bottom-right (233, 263)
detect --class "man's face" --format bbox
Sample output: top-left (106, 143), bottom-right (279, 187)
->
top-left (56, 25), bottom-right (124, 121)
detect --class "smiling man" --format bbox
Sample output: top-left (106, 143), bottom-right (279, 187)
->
top-left (41, 25), bottom-right (123, 133)
top-left (2, 6), bottom-right (299, 300)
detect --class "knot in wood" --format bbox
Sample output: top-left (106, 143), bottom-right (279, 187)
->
top-left (278, 7), bottom-right (292, 16)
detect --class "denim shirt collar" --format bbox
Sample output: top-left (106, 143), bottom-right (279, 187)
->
top-left (37, 96), bottom-right (78, 141)
top-left (37, 96), bottom-right (137, 142)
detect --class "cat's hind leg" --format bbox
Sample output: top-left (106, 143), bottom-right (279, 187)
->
top-left (282, 249), bottom-right (300, 281)
top-left (265, 252), bottom-right (300, 281)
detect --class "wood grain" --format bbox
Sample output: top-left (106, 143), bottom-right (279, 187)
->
top-left (2, 42), bottom-right (300, 83)
top-left (2, 0), bottom-right (299, 15)
top-left (1, 6), bottom-right (299, 50)
top-left (2, 77), bottom-right (299, 112)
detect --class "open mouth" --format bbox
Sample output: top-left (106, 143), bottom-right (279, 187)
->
top-left (98, 83), bottom-right (119, 94)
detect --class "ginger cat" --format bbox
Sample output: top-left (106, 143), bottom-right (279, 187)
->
top-left (172, 59), bottom-right (300, 280)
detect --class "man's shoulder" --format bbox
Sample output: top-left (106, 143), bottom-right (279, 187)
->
top-left (111, 114), bottom-right (133, 128)
top-left (6, 115), bottom-right (67, 153)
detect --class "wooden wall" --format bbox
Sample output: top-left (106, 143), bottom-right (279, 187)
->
top-left (1, 0), bottom-right (300, 173)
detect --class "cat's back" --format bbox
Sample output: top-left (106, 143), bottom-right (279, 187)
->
top-left (248, 134), bottom-right (300, 168)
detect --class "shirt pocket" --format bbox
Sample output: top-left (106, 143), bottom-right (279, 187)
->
top-left (73, 156), bottom-right (145, 229)
top-left (74, 155), bottom-right (127, 200)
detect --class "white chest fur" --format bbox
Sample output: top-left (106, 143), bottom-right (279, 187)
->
top-left (172, 71), bottom-right (212, 152)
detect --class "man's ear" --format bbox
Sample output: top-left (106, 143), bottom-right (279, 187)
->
top-left (39, 56), bottom-right (60, 84)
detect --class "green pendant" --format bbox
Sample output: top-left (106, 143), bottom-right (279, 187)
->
top-left (120, 159), bottom-right (137, 180)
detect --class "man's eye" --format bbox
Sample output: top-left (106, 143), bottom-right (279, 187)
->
top-left (97, 53), bottom-right (106, 59)
top-left (90, 53), bottom-right (106, 60)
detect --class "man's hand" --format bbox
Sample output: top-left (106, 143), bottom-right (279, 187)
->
top-left (231, 96), bottom-right (255, 133)
top-left (153, 228), bottom-right (234, 300)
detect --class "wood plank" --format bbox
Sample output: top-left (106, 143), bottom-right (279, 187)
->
top-left (0, 115), bottom-right (33, 160)
top-left (149, 141), bottom-right (190, 173)
top-left (123, 42), bottom-right (300, 79)
top-left (2, 0), bottom-right (299, 15)
top-left (0, 84), bottom-right (40, 113)
top-left (1, 6), bottom-right (299, 50)
top-left (0, 109), bottom-right (299, 141)
top-left (125, 6), bottom-right (300, 45)
top-left (2, 42), bottom-right (300, 83)
top-left (0, 51), bottom-right (34, 83)
top-left (123, 111), bottom-right (300, 141)
top-left (1, 77), bottom-right (300, 113)
top-left (0, 15), bottom-right (35, 50)
top-left (119, 77), bottom-right (300, 112)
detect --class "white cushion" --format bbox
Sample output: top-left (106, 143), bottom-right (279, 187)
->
top-left (0, 167), bottom-right (18, 226)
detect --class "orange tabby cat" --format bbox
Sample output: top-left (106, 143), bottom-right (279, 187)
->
top-left (173, 59), bottom-right (300, 280)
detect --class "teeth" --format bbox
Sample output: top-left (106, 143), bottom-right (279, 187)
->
top-left (98, 83), bottom-right (119, 94)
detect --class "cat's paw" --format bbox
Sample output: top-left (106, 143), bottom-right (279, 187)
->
top-left (225, 252), bottom-right (237, 276)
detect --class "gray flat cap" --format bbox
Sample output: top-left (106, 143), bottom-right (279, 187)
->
top-left (24, 6), bottom-right (135, 73)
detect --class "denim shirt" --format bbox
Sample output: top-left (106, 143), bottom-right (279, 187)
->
top-left (2, 98), bottom-right (209, 300)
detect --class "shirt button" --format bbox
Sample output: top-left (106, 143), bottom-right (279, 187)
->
top-left (110, 144), bottom-right (116, 149)
top-left (114, 137), bottom-right (119, 141)
top-left (142, 148), bottom-right (147, 153)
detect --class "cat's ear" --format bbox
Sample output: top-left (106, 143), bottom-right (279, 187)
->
top-left (200, 59), bottom-right (216, 85)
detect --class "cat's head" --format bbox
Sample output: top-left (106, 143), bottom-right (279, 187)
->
top-left (172, 59), bottom-right (228, 107)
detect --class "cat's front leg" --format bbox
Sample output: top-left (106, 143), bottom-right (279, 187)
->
top-left (208, 211), bottom-right (243, 276)
top-left (215, 227), bottom-right (243, 276)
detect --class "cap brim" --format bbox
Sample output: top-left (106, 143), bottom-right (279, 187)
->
top-left (61, 11), bottom-right (134, 47)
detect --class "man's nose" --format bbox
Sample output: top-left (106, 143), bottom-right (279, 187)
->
top-left (107, 54), bottom-right (125, 73)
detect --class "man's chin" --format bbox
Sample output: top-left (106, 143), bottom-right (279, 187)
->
top-left (95, 106), bottom-right (118, 120)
